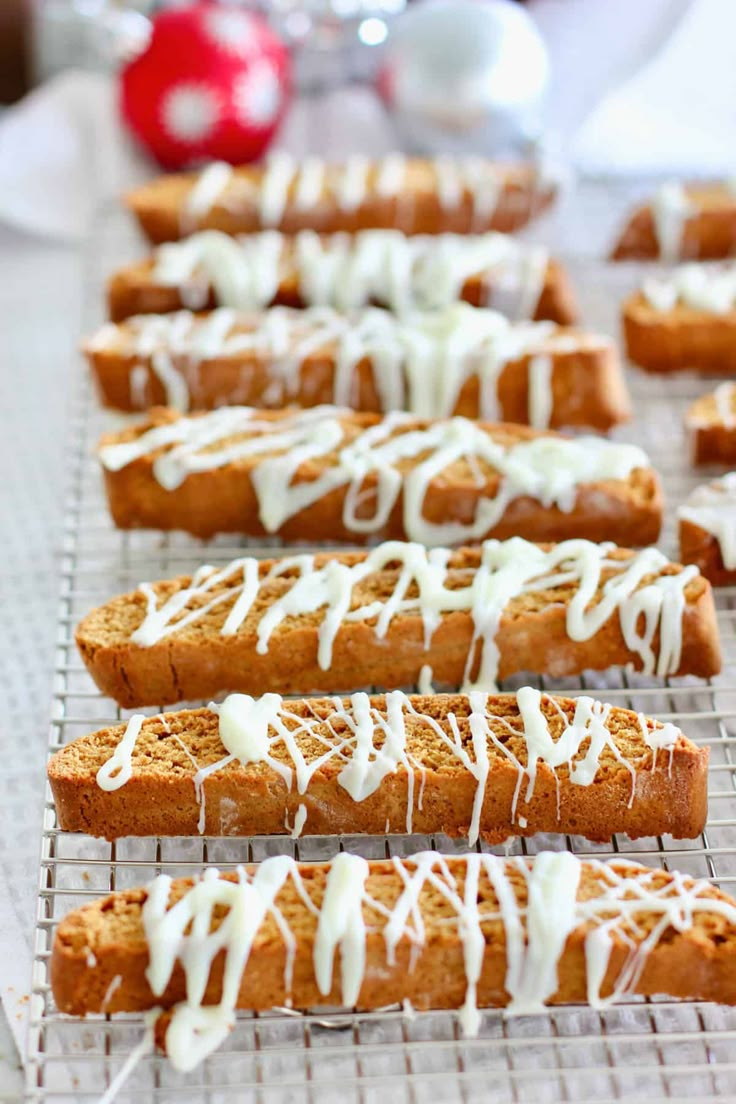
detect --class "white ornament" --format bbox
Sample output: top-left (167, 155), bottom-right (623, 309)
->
top-left (380, 0), bottom-right (549, 157)
top-left (161, 82), bottom-right (222, 144)
top-left (204, 10), bottom-right (259, 57)
top-left (234, 62), bottom-right (283, 129)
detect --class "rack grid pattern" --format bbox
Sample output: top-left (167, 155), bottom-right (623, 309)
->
top-left (23, 205), bottom-right (736, 1102)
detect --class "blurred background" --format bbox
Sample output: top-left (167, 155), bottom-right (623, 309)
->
top-left (0, 0), bottom-right (731, 192)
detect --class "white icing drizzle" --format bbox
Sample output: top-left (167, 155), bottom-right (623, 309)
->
top-left (642, 261), bottom-right (736, 314)
top-left (98, 406), bottom-right (649, 546)
top-left (290, 803), bottom-right (307, 839)
top-left (129, 364), bottom-right (149, 408)
top-left (417, 665), bottom-right (434, 696)
top-left (143, 858), bottom-right (304, 1071)
top-left (679, 473), bottom-right (736, 569)
top-left (96, 715), bottom-right (145, 791)
top-left (651, 182), bottom-right (693, 263)
top-left (637, 712), bottom-right (679, 775)
top-left (336, 155), bottom-right (370, 212)
top-left (127, 537), bottom-right (696, 690)
top-left (203, 690), bottom-right (426, 835)
top-left (491, 850), bottom-right (581, 1015)
top-left (150, 350), bottom-right (190, 412)
top-left (714, 381), bottom-right (736, 428)
top-left (139, 850), bottom-right (736, 1071)
top-left (527, 353), bottom-right (553, 430)
top-left (461, 156), bottom-right (502, 232)
top-left (183, 162), bottom-right (233, 230)
top-left (259, 152), bottom-right (295, 227)
top-left (375, 154), bottom-right (407, 198)
top-left (150, 229), bottom-right (549, 318)
top-left (94, 303), bottom-right (587, 423)
top-left (434, 157), bottom-right (462, 210)
top-left (98, 685), bottom-right (683, 847)
top-left (182, 155), bottom-right (524, 233)
top-left (315, 853), bottom-right (369, 1005)
top-left (101, 973), bottom-right (122, 1011)
top-left (293, 156), bottom-right (326, 211)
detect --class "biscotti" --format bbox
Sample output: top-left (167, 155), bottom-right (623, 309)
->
top-left (74, 538), bottom-right (720, 708)
top-left (97, 406), bottom-right (662, 544)
top-left (679, 474), bottom-right (736, 586)
top-left (47, 688), bottom-right (708, 844)
top-left (685, 383), bottom-right (736, 464)
top-left (86, 304), bottom-right (629, 428)
top-left (51, 851), bottom-right (736, 1072)
top-left (127, 154), bottom-right (556, 244)
top-left (622, 262), bottom-right (736, 373)
top-left (107, 229), bottom-right (577, 324)
top-left (611, 182), bottom-right (736, 261)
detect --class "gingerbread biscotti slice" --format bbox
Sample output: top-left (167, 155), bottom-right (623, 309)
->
top-left (679, 474), bottom-right (736, 586)
top-left (685, 383), bottom-right (736, 465)
top-left (75, 538), bottom-right (720, 708)
top-left (86, 304), bottom-right (629, 428)
top-left (97, 406), bottom-right (662, 544)
top-left (127, 154), bottom-right (557, 244)
top-left (47, 688), bottom-right (709, 844)
top-left (611, 182), bottom-right (736, 262)
top-left (623, 262), bottom-right (736, 373)
top-left (51, 851), bottom-right (736, 1072)
top-left (107, 229), bottom-right (577, 325)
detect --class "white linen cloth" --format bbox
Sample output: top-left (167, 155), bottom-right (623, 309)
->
top-left (0, 71), bottom-right (397, 241)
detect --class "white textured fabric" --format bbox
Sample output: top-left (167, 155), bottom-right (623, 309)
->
top-left (0, 231), bottom-right (83, 1064)
top-left (0, 71), bottom-right (150, 241)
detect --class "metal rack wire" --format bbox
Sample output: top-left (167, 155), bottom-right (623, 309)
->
top-left (23, 200), bottom-right (736, 1102)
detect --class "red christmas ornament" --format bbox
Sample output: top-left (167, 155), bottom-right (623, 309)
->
top-left (120, 4), bottom-right (291, 170)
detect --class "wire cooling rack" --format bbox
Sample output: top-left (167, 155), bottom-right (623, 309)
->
top-left (23, 197), bottom-right (736, 1103)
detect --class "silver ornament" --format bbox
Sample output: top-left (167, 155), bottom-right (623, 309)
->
top-left (379, 0), bottom-right (549, 157)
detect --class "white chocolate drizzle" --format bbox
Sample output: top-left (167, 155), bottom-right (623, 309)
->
top-left (98, 406), bottom-right (650, 545)
top-left (127, 537), bottom-right (696, 688)
top-left (651, 182), bottom-right (693, 263)
top-left (679, 473), bottom-right (736, 569)
top-left (180, 154), bottom-right (529, 232)
top-left (259, 152), bottom-right (295, 227)
top-left (138, 850), bottom-right (736, 1071)
top-left (150, 229), bottom-right (549, 318)
top-left (527, 353), bottom-right (553, 429)
top-left (182, 162), bottom-right (234, 233)
top-left (642, 261), bottom-right (736, 314)
top-left (714, 381), bottom-right (736, 428)
top-left (89, 303), bottom-right (607, 423)
top-left (96, 687), bottom-right (682, 846)
top-left (96, 715), bottom-right (144, 791)
top-left (375, 153), bottom-right (406, 198)
top-left (293, 156), bottom-right (326, 211)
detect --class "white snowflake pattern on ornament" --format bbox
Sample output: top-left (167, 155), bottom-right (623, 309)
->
top-left (203, 8), bottom-right (258, 56)
top-left (161, 82), bottom-right (222, 143)
top-left (233, 62), bottom-right (282, 129)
